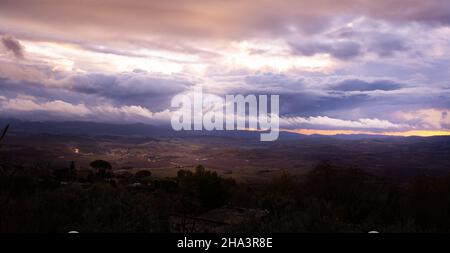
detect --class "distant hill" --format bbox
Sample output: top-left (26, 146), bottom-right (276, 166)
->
top-left (0, 118), bottom-right (436, 140)
top-left (0, 118), bottom-right (304, 140)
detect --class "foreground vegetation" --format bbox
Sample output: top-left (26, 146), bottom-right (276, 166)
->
top-left (2, 158), bottom-right (450, 232)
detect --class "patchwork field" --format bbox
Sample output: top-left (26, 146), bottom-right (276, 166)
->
top-left (2, 132), bottom-right (450, 183)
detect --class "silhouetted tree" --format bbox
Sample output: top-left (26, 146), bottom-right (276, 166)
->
top-left (177, 169), bottom-right (187, 178)
top-left (0, 124), bottom-right (9, 148)
top-left (177, 165), bottom-right (235, 210)
top-left (135, 170), bottom-right (151, 178)
top-left (90, 160), bottom-right (112, 180)
top-left (53, 168), bottom-right (69, 182)
top-left (69, 161), bottom-right (77, 182)
top-left (135, 170), bottom-right (152, 184)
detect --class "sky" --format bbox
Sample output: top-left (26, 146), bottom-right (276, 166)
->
top-left (0, 0), bottom-right (450, 136)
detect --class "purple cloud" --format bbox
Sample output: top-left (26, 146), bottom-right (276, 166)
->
top-left (1, 35), bottom-right (24, 59)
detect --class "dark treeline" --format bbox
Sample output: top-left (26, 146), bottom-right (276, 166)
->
top-left (2, 157), bottom-right (450, 232)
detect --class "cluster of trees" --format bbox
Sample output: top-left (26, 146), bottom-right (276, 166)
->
top-left (0, 162), bottom-right (235, 232)
top-left (231, 163), bottom-right (450, 232)
top-left (53, 160), bottom-right (114, 182)
top-left (0, 180), bottom-right (166, 232)
top-left (177, 165), bottom-right (236, 211)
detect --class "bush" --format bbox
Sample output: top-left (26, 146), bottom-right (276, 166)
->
top-left (177, 165), bottom-right (236, 211)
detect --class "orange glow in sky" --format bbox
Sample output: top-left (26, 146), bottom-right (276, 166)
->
top-left (287, 129), bottom-right (450, 137)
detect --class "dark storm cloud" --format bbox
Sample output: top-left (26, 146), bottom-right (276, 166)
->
top-left (275, 86), bottom-right (450, 128)
top-left (366, 34), bottom-right (410, 57)
top-left (279, 92), bottom-right (373, 117)
top-left (227, 74), bottom-right (375, 117)
top-left (1, 35), bottom-right (25, 59)
top-left (0, 65), bottom-right (193, 112)
top-left (244, 72), bottom-right (305, 90)
top-left (332, 79), bottom-right (404, 92)
top-left (227, 72), bottom-right (449, 125)
top-left (68, 73), bottom-right (192, 110)
top-left (367, 0), bottom-right (450, 25)
top-left (291, 28), bottom-right (411, 60)
top-left (290, 41), bottom-right (363, 60)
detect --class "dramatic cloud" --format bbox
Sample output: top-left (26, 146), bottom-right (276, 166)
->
top-left (67, 72), bottom-right (193, 110)
top-left (281, 116), bottom-right (406, 130)
top-left (290, 41), bottom-right (363, 60)
top-left (0, 1), bottom-right (449, 134)
top-left (396, 109), bottom-right (450, 130)
top-left (1, 97), bottom-right (90, 117)
top-left (1, 35), bottom-right (25, 59)
top-left (1, 0), bottom-right (450, 41)
top-left (367, 35), bottom-right (409, 57)
top-left (0, 96), bottom-right (170, 123)
top-left (332, 79), bottom-right (404, 92)
top-left (0, 59), bottom-right (193, 109)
